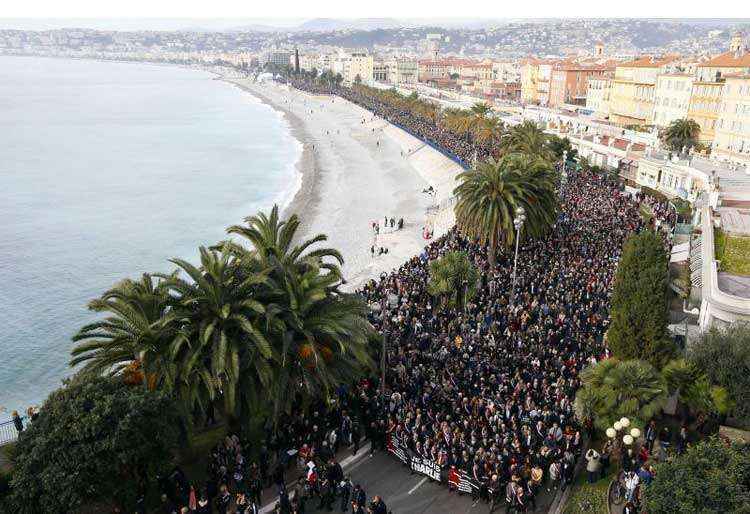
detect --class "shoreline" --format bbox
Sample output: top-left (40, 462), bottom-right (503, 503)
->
top-left (228, 80), bottom-right (321, 237)
top-left (228, 79), bottom-right (459, 291)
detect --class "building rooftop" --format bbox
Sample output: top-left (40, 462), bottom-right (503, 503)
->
top-left (619, 55), bottom-right (680, 68)
top-left (699, 51), bottom-right (750, 68)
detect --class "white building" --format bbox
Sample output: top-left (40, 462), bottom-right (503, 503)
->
top-left (652, 74), bottom-right (694, 128)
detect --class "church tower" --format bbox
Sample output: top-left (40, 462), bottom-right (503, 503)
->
top-left (729, 31), bottom-right (746, 56)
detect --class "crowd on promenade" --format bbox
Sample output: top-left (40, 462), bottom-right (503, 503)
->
top-left (121, 80), bottom-right (675, 514)
top-left (287, 77), bottom-right (491, 166)
top-left (154, 389), bottom-right (391, 514)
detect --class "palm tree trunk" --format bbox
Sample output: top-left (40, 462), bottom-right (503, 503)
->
top-left (488, 232), bottom-right (497, 270)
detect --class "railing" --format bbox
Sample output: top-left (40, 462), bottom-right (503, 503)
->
top-left (0, 417), bottom-right (23, 446)
top-left (389, 120), bottom-right (472, 171)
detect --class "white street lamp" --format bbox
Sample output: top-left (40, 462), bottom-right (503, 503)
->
top-left (623, 434), bottom-right (634, 446)
top-left (606, 427), bottom-right (616, 438)
top-left (613, 421), bottom-right (623, 431)
top-left (509, 206), bottom-right (526, 307)
top-left (620, 417), bottom-right (631, 428)
top-left (630, 427), bottom-right (641, 439)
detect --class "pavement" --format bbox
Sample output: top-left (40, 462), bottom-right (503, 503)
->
top-left (261, 444), bottom-right (558, 514)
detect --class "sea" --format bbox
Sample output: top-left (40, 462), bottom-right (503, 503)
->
top-left (0, 56), bottom-right (301, 415)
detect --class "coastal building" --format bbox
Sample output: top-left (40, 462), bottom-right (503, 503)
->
top-left (652, 73), bottom-right (695, 128)
top-left (609, 55), bottom-right (681, 126)
top-left (492, 60), bottom-right (521, 84)
top-left (688, 35), bottom-right (750, 144)
top-left (520, 58), bottom-right (557, 105)
top-left (548, 63), bottom-right (613, 108)
top-left (373, 60), bottom-right (389, 82)
top-left (347, 52), bottom-right (374, 85)
top-left (687, 80), bottom-right (725, 145)
top-left (586, 76), bottom-right (612, 118)
top-left (713, 74), bottom-right (750, 165)
top-left (389, 59), bottom-right (419, 84)
top-left (695, 32), bottom-right (750, 83)
top-left (264, 50), bottom-right (292, 69)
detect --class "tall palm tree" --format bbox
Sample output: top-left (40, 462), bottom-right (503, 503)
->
top-left (165, 246), bottom-right (274, 420)
top-left (266, 259), bottom-right (375, 423)
top-left (453, 154), bottom-right (558, 268)
top-left (661, 118), bottom-right (701, 153)
top-left (230, 206), bottom-right (375, 426)
top-left (576, 359), bottom-right (668, 431)
top-left (70, 273), bottom-right (176, 388)
top-left (427, 251), bottom-right (479, 310)
top-left (473, 117), bottom-right (505, 147)
top-left (228, 204), bottom-right (344, 282)
top-left (502, 121), bottom-right (555, 161)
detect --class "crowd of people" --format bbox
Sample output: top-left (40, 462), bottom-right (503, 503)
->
top-left (139, 79), bottom-right (675, 514)
top-left (288, 77), bottom-right (491, 166)
top-left (153, 387), bottom-right (391, 514)
top-left (355, 169), bottom-right (667, 510)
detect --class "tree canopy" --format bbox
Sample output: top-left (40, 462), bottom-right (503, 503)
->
top-left (661, 118), bottom-right (701, 153)
top-left (689, 323), bottom-right (750, 424)
top-left (7, 375), bottom-right (179, 513)
top-left (574, 358), bottom-right (668, 431)
top-left (643, 437), bottom-right (750, 513)
top-left (453, 153), bottom-right (557, 268)
top-left (607, 230), bottom-right (675, 368)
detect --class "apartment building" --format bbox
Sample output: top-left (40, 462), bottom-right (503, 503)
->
top-left (549, 63), bottom-right (613, 108)
top-left (387, 59), bottom-right (419, 84)
top-left (713, 74), bottom-right (750, 165)
top-left (520, 58), bottom-right (557, 105)
top-left (609, 55), bottom-right (681, 126)
top-left (652, 73), bottom-right (694, 128)
top-left (585, 76), bottom-right (612, 118)
top-left (687, 80), bottom-right (724, 144)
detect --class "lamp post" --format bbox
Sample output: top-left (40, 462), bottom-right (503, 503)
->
top-left (606, 417), bottom-right (634, 469)
top-left (378, 295), bottom-right (389, 396)
top-left (510, 206), bottom-right (526, 307)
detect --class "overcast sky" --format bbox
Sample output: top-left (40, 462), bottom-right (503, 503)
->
top-left (0, 0), bottom-right (744, 29)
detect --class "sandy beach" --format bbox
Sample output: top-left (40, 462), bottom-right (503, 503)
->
top-left (229, 79), bottom-right (462, 290)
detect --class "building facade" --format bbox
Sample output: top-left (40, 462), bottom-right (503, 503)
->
top-left (586, 76), bottom-right (612, 118)
top-left (713, 74), bottom-right (750, 165)
top-left (652, 74), bottom-right (694, 128)
top-left (609, 55), bottom-right (680, 126)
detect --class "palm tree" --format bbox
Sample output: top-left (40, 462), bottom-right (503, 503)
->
top-left (228, 204), bottom-right (344, 282)
top-left (266, 259), bottom-right (375, 423)
top-left (502, 121), bottom-right (555, 161)
top-left (70, 273), bottom-right (176, 389)
top-left (230, 206), bottom-right (374, 426)
top-left (661, 118), bottom-right (701, 153)
top-left (165, 246), bottom-right (274, 420)
top-left (662, 359), bottom-right (733, 420)
top-left (576, 359), bottom-right (668, 431)
top-left (453, 154), bottom-right (558, 268)
top-left (442, 108), bottom-right (473, 138)
top-left (427, 251), bottom-right (479, 310)
top-left (473, 117), bottom-right (505, 147)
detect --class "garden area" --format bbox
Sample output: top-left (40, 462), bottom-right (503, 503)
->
top-left (715, 228), bottom-right (750, 276)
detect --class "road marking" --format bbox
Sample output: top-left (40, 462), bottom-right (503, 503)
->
top-left (259, 443), bottom-right (371, 513)
top-left (408, 477), bottom-right (429, 495)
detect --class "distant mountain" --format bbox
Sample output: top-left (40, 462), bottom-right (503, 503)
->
top-left (295, 18), bottom-right (405, 32)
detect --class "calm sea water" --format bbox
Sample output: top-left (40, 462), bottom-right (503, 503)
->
top-left (0, 56), bottom-right (300, 414)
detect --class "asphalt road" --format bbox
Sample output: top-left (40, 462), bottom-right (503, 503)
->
top-left (301, 450), bottom-right (559, 514)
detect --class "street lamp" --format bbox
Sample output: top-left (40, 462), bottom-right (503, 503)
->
top-left (510, 206), bottom-right (526, 307)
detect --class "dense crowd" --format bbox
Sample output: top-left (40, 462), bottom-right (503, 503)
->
top-left (151, 79), bottom-right (675, 513)
top-left (288, 77), bottom-right (491, 166)
top-left (358, 168), bottom-right (656, 510)
top-left (154, 388), bottom-right (390, 514)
